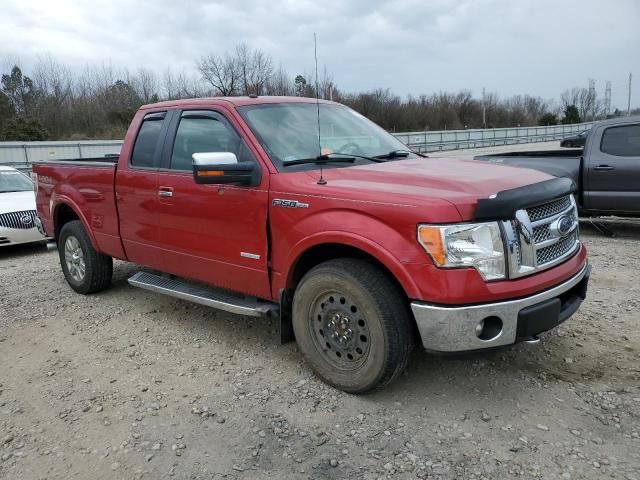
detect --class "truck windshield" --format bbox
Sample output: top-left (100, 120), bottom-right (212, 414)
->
top-left (237, 103), bottom-right (417, 171)
top-left (0, 170), bottom-right (33, 193)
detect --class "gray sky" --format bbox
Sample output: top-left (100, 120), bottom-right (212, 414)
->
top-left (2, 0), bottom-right (639, 108)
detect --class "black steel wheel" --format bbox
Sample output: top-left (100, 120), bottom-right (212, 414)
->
top-left (310, 291), bottom-right (372, 370)
top-left (292, 258), bottom-right (413, 393)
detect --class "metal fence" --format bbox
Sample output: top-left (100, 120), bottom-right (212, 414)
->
top-left (0, 140), bottom-right (122, 172)
top-left (1, 122), bottom-right (594, 171)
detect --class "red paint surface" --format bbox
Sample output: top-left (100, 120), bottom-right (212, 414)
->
top-left (34, 97), bottom-right (587, 305)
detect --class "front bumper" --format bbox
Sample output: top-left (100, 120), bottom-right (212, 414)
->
top-left (0, 226), bottom-right (47, 247)
top-left (411, 262), bottom-right (590, 352)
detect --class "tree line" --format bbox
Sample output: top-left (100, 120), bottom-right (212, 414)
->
top-left (0, 48), bottom-right (633, 141)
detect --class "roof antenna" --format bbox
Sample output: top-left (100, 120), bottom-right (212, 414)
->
top-left (314, 32), bottom-right (327, 185)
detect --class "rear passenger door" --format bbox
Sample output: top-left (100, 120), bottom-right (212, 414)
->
top-left (154, 109), bottom-right (271, 299)
top-left (115, 111), bottom-right (169, 270)
top-left (585, 122), bottom-right (640, 213)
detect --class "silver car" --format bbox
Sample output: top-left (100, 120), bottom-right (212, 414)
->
top-left (0, 166), bottom-right (47, 247)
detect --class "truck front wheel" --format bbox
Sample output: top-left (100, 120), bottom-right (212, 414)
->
top-left (292, 258), bottom-right (413, 393)
top-left (58, 220), bottom-right (113, 294)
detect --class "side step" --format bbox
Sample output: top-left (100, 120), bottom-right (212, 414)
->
top-left (128, 272), bottom-right (278, 318)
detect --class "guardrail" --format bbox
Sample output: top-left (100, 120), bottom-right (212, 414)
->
top-left (393, 122), bottom-right (594, 153)
top-left (1, 122), bottom-right (594, 171)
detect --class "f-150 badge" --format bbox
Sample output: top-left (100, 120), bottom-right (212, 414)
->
top-left (272, 199), bottom-right (309, 209)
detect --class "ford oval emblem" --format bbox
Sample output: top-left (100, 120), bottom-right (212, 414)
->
top-left (550, 215), bottom-right (575, 238)
top-left (21, 214), bottom-right (33, 226)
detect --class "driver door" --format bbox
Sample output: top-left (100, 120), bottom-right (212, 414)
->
top-left (155, 109), bottom-right (271, 299)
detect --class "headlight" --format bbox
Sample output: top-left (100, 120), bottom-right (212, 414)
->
top-left (417, 222), bottom-right (506, 281)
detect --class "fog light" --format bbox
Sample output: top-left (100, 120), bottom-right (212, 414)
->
top-left (475, 320), bottom-right (485, 337)
top-left (476, 316), bottom-right (503, 341)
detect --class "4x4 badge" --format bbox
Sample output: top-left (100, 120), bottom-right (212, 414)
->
top-left (272, 199), bottom-right (309, 209)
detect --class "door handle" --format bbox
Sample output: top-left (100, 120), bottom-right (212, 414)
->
top-left (594, 165), bottom-right (614, 171)
top-left (158, 188), bottom-right (173, 198)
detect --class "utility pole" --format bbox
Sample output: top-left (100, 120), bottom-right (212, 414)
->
top-left (604, 81), bottom-right (612, 118)
top-left (628, 72), bottom-right (632, 116)
top-left (588, 78), bottom-right (596, 121)
top-left (482, 87), bottom-right (486, 129)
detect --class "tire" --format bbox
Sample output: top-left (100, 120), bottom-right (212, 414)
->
top-left (292, 258), bottom-right (413, 393)
top-left (58, 220), bottom-right (112, 294)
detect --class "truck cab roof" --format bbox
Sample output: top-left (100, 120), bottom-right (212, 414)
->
top-left (140, 96), bottom-right (335, 111)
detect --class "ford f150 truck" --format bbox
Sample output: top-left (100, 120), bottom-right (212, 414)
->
top-left (475, 115), bottom-right (640, 217)
top-left (33, 96), bottom-right (590, 393)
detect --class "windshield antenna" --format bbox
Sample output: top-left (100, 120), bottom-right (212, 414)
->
top-left (314, 32), bottom-right (326, 185)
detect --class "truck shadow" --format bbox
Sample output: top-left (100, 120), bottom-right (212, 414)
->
top-left (580, 217), bottom-right (640, 238)
top-left (0, 242), bottom-right (51, 260)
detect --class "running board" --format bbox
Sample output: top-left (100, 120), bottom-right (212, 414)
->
top-left (128, 272), bottom-right (278, 318)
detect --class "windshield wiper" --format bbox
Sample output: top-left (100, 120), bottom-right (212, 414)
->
top-left (283, 152), bottom-right (385, 167)
top-left (373, 149), bottom-right (425, 159)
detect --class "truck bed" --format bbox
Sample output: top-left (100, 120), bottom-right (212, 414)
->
top-left (33, 158), bottom-right (124, 259)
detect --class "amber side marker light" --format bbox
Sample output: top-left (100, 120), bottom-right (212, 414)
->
top-left (417, 226), bottom-right (446, 265)
top-left (197, 170), bottom-right (224, 177)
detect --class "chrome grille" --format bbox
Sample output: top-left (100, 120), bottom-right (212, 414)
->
top-left (527, 196), bottom-right (572, 222)
top-left (0, 210), bottom-right (37, 230)
top-left (536, 232), bottom-right (578, 265)
top-left (532, 224), bottom-right (551, 243)
top-left (501, 195), bottom-right (580, 278)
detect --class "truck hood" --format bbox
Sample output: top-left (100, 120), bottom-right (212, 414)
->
top-left (309, 157), bottom-right (553, 220)
top-left (0, 191), bottom-right (36, 215)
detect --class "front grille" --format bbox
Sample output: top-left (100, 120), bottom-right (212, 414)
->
top-left (526, 196), bottom-right (572, 222)
top-left (536, 232), bottom-right (578, 265)
top-left (502, 195), bottom-right (579, 278)
top-left (532, 224), bottom-right (551, 243)
top-left (0, 210), bottom-right (37, 230)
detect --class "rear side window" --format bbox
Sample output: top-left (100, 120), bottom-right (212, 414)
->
top-left (600, 124), bottom-right (640, 157)
top-left (131, 112), bottom-right (166, 167)
top-left (170, 112), bottom-right (255, 171)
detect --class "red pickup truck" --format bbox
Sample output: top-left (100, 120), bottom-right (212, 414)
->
top-left (33, 96), bottom-right (590, 393)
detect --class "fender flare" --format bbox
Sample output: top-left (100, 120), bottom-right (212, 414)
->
top-left (51, 195), bottom-right (99, 250)
top-left (283, 230), bottom-right (422, 299)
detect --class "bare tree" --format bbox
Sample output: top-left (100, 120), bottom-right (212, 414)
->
top-left (198, 53), bottom-right (240, 96)
top-left (131, 68), bottom-right (159, 103)
top-left (561, 87), bottom-right (602, 122)
top-left (266, 65), bottom-right (293, 96)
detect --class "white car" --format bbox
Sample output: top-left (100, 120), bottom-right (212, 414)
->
top-left (0, 166), bottom-right (47, 247)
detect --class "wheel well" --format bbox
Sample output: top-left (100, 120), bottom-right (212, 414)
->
top-left (287, 243), bottom-right (408, 301)
top-left (278, 243), bottom-right (416, 345)
top-left (54, 204), bottom-right (80, 241)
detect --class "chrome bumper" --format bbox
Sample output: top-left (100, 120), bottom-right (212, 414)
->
top-left (411, 263), bottom-right (590, 352)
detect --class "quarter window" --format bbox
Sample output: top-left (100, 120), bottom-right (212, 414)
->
top-left (130, 113), bottom-right (166, 168)
top-left (170, 113), bottom-right (255, 171)
top-left (601, 124), bottom-right (640, 157)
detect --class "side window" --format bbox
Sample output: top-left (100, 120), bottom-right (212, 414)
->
top-left (170, 112), bottom-right (255, 171)
top-left (600, 124), bottom-right (640, 157)
top-left (130, 112), bottom-right (166, 168)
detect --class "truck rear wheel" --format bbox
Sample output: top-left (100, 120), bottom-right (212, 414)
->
top-left (292, 258), bottom-right (413, 393)
top-left (58, 220), bottom-right (112, 294)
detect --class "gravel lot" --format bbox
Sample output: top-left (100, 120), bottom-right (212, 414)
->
top-left (1, 222), bottom-right (639, 480)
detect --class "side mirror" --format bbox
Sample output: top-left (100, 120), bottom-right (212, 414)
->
top-left (192, 152), bottom-right (260, 186)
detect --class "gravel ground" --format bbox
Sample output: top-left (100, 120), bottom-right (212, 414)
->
top-left (1, 223), bottom-right (639, 480)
